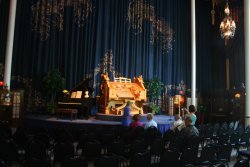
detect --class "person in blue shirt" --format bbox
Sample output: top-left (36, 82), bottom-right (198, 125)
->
top-left (122, 101), bottom-right (132, 126)
top-left (182, 105), bottom-right (197, 126)
top-left (187, 105), bottom-right (197, 126)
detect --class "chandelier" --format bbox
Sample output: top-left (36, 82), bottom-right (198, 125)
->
top-left (219, 1), bottom-right (236, 45)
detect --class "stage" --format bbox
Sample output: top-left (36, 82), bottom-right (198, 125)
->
top-left (24, 113), bottom-right (174, 135)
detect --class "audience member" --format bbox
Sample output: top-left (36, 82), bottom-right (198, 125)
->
top-left (129, 114), bottom-right (143, 128)
top-left (179, 115), bottom-right (199, 140)
top-left (121, 101), bottom-right (132, 127)
top-left (144, 113), bottom-right (157, 130)
top-left (183, 105), bottom-right (197, 125)
top-left (188, 105), bottom-right (197, 125)
top-left (170, 114), bottom-right (184, 132)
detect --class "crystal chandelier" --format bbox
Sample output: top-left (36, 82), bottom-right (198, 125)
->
top-left (219, 1), bottom-right (236, 45)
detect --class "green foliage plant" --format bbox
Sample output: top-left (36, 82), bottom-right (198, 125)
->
top-left (145, 78), bottom-right (163, 114)
top-left (42, 69), bottom-right (65, 113)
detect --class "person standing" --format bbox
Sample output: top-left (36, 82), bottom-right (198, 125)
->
top-left (188, 105), bottom-right (197, 126)
top-left (183, 105), bottom-right (197, 126)
top-left (122, 101), bottom-right (132, 127)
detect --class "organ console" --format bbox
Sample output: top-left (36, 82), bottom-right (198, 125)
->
top-left (99, 74), bottom-right (147, 115)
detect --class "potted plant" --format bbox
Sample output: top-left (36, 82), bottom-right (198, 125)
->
top-left (145, 78), bottom-right (164, 114)
top-left (42, 69), bottom-right (65, 113)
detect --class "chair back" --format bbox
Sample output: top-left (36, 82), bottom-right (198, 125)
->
top-left (216, 144), bottom-right (232, 162)
top-left (94, 155), bottom-right (119, 167)
top-left (62, 156), bottom-right (88, 167)
top-left (233, 159), bottom-right (249, 167)
top-left (83, 140), bottom-right (102, 159)
top-left (26, 140), bottom-right (47, 158)
top-left (150, 138), bottom-right (165, 156)
top-left (130, 151), bottom-right (151, 167)
top-left (54, 142), bottom-right (75, 162)
top-left (199, 145), bottom-right (216, 163)
top-left (106, 139), bottom-right (125, 156)
top-left (159, 149), bottom-right (180, 167)
top-left (129, 138), bottom-right (147, 156)
top-left (23, 157), bottom-right (50, 167)
top-left (179, 147), bottom-right (198, 166)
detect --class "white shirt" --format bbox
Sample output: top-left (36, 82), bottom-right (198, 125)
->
top-left (144, 120), bottom-right (157, 129)
top-left (171, 119), bottom-right (184, 131)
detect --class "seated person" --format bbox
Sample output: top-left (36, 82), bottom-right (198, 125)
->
top-left (170, 114), bottom-right (184, 132)
top-left (179, 115), bottom-right (199, 140)
top-left (130, 114), bottom-right (143, 128)
top-left (144, 113), bottom-right (157, 130)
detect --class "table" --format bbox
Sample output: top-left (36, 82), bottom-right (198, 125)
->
top-left (157, 123), bottom-right (172, 136)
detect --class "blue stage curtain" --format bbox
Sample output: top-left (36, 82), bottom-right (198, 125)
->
top-left (0, 0), bottom-right (238, 94)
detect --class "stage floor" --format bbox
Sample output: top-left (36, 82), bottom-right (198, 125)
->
top-left (24, 113), bottom-right (174, 135)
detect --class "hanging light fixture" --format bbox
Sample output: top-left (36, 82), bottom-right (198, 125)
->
top-left (219, 0), bottom-right (236, 45)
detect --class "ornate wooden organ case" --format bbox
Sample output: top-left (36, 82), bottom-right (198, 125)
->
top-left (99, 74), bottom-right (147, 115)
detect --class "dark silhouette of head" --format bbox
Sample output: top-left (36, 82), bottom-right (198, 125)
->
top-left (189, 105), bottom-right (196, 113)
top-left (133, 114), bottom-right (141, 121)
